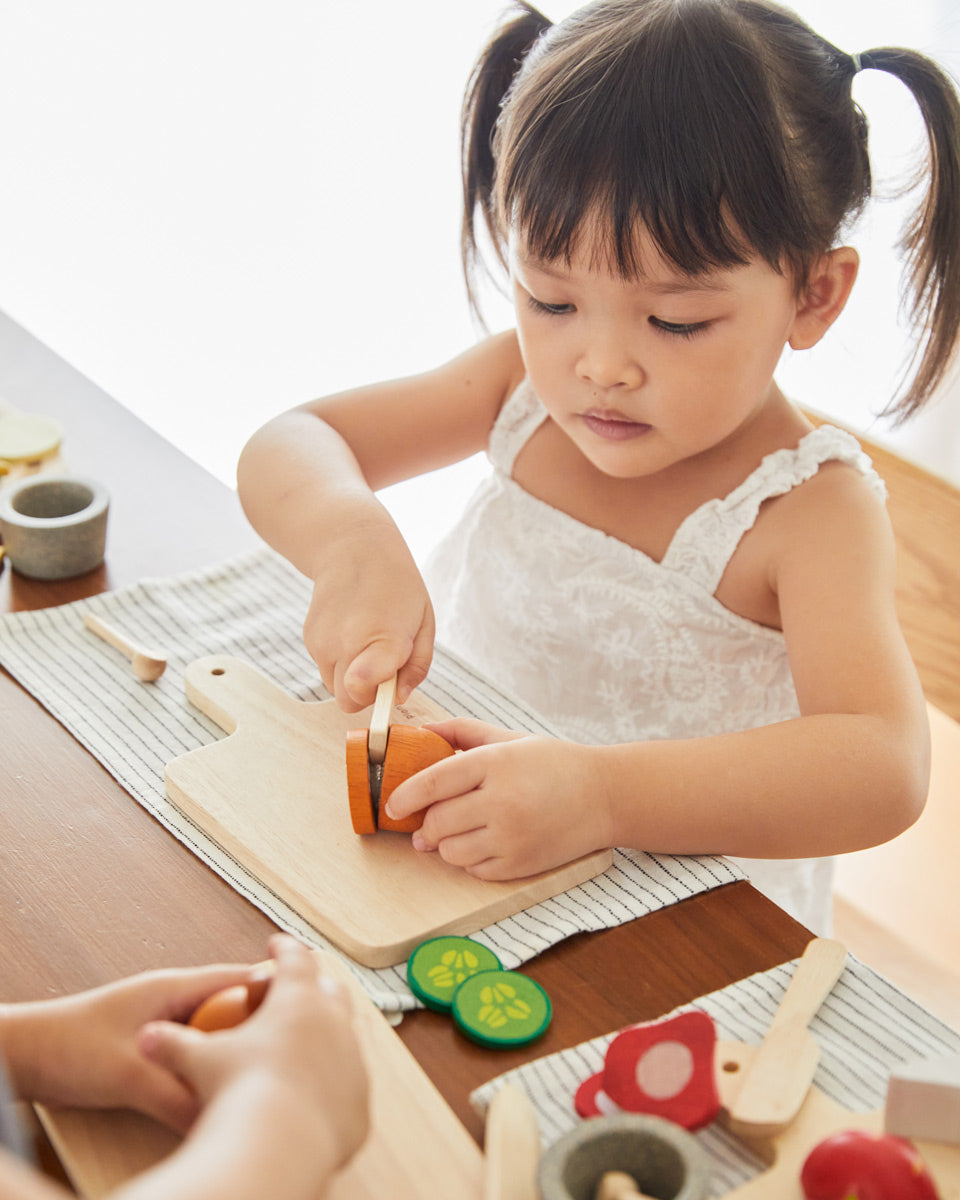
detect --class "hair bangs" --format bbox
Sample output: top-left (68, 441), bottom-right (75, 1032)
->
top-left (495, 0), bottom-right (814, 283)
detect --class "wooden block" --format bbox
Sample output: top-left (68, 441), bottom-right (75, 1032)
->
top-left (165, 656), bottom-right (613, 967)
top-left (885, 1052), bottom-right (960, 1145)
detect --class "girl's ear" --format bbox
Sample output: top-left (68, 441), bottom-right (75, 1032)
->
top-left (788, 247), bottom-right (859, 350)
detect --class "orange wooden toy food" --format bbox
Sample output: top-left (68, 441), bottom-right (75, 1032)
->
top-left (346, 724), bottom-right (455, 834)
top-left (188, 972), bottom-right (272, 1032)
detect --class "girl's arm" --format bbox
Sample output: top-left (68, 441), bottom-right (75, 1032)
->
top-left (385, 465), bottom-right (930, 875)
top-left (236, 330), bottom-right (524, 710)
top-left (0, 937), bottom-right (369, 1200)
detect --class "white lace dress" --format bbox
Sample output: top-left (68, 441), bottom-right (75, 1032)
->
top-left (424, 379), bottom-right (887, 934)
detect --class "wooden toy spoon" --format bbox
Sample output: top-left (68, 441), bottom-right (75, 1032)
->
top-left (726, 937), bottom-right (847, 1140)
top-left (83, 612), bottom-right (167, 681)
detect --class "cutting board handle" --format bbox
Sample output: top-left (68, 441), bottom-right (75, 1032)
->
top-left (183, 655), bottom-right (307, 735)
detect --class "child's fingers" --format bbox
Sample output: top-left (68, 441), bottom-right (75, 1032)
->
top-left (396, 613), bottom-right (435, 704)
top-left (160, 964), bottom-right (262, 1025)
top-left (383, 748), bottom-right (485, 821)
top-left (422, 718), bottom-right (524, 751)
top-left (266, 935), bottom-right (351, 1014)
top-left (341, 639), bottom-right (413, 710)
top-left (413, 797), bottom-right (488, 857)
top-left (137, 1021), bottom-right (208, 1125)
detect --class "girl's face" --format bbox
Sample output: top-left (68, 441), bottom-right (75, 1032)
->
top-left (509, 224), bottom-right (805, 480)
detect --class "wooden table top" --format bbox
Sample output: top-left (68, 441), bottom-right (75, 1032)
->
top-left (0, 308), bottom-right (810, 1152)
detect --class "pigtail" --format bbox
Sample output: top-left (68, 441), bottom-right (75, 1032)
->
top-left (857, 48), bottom-right (960, 421)
top-left (461, 2), bottom-right (551, 320)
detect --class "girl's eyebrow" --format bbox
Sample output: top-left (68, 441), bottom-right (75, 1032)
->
top-left (517, 253), bottom-right (735, 296)
top-left (645, 278), bottom-right (735, 296)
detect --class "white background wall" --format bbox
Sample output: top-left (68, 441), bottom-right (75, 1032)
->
top-left (0, 0), bottom-right (956, 561)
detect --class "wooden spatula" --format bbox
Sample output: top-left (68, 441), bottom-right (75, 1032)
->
top-left (484, 1084), bottom-right (541, 1200)
top-left (726, 937), bottom-right (847, 1140)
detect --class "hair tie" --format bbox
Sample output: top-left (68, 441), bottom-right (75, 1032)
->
top-left (850, 51), bottom-right (868, 73)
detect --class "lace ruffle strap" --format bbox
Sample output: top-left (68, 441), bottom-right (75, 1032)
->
top-left (662, 426), bottom-right (886, 594)
top-left (488, 379), bottom-right (550, 473)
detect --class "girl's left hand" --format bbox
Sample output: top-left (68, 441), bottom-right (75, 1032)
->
top-left (382, 719), bottom-right (612, 879)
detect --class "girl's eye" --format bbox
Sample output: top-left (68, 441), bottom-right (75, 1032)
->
top-left (649, 317), bottom-right (709, 338)
top-left (527, 296), bottom-right (574, 317)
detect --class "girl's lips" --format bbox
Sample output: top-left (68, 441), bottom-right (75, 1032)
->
top-left (580, 409), bottom-right (652, 441)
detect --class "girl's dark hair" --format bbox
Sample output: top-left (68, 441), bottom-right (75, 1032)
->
top-left (460, 0), bottom-right (960, 421)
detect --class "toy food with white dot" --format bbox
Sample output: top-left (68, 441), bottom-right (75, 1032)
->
top-left (345, 676), bottom-right (454, 833)
top-left (575, 1010), bottom-right (720, 1130)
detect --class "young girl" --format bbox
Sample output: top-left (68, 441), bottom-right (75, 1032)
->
top-left (237, 0), bottom-right (960, 934)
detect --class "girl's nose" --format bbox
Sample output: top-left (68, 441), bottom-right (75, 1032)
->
top-left (575, 331), bottom-right (644, 390)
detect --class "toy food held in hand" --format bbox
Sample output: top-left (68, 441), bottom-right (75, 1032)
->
top-left (800, 1130), bottom-right (940, 1200)
top-left (346, 725), bottom-right (454, 834)
top-left (188, 974), bottom-right (272, 1032)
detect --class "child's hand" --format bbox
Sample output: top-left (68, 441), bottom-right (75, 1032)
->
top-left (383, 719), bottom-right (613, 878)
top-left (1, 961), bottom-right (256, 1133)
top-left (304, 521), bottom-right (435, 711)
top-left (139, 936), bottom-right (369, 1174)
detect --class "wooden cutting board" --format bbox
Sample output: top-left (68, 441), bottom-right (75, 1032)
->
top-left (38, 951), bottom-right (485, 1200)
top-left (715, 1040), bottom-right (960, 1198)
top-left (165, 656), bottom-right (613, 967)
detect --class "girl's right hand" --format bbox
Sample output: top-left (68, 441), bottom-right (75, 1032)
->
top-left (305, 517), bottom-right (435, 712)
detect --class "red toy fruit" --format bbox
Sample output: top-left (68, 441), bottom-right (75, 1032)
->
top-left (800, 1130), bottom-right (940, 1200)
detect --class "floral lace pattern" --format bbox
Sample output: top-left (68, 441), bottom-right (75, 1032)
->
top-left (425, 380), bottom-right (886, 933)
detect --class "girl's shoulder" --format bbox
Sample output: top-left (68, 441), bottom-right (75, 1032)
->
top-left (755, 424), bottom-right (895, 577)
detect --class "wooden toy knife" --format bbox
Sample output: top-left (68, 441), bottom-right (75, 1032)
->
top-left (368, 674), bottom-right (397, 768)
top-left (726, 937), bottom-right (847, 1140)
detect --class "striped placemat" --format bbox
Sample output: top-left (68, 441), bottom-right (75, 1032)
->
top-left (472, 952), bottom-right (960, 1194)
top-left (0, 546), bottom-right (744, 1010)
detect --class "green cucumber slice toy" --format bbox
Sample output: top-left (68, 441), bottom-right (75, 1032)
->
top-left (451, 969), bottom-right (552, 1048)
top-left (406, 936), bottom-right (502, 1012)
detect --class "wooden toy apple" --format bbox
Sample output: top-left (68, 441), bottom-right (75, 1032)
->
top-left (800, 1130), bottom-right (940, 1199)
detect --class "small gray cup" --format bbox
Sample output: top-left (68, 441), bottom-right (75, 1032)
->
top-left (537, 1114), bottom-right (709, 1200)
top-left (0, 475), bottom-right (109, 579)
